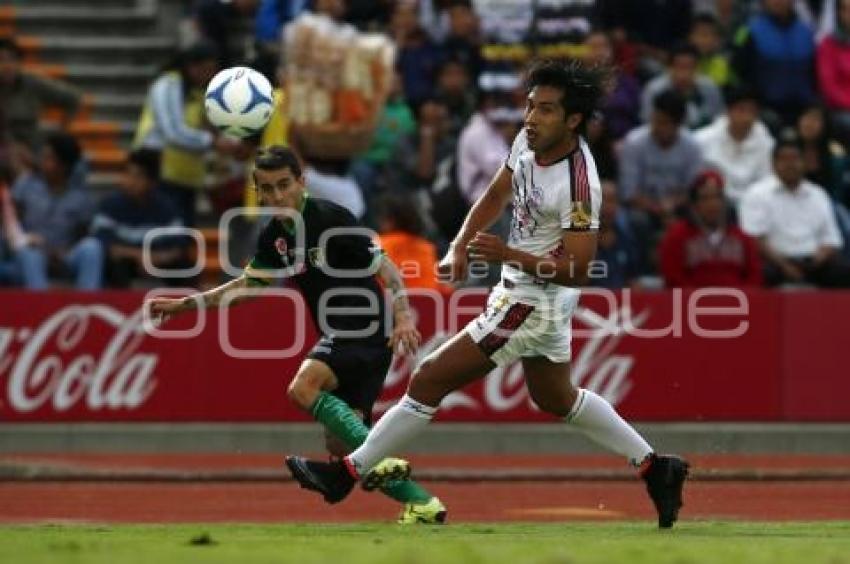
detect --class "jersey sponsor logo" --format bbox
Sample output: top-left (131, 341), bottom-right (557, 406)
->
top-left (568, 200), bottom-right (592, 230)
top-left (308, 247), bottom-right (325, 268)
top-left (274, 237), bottom-right (288, 256)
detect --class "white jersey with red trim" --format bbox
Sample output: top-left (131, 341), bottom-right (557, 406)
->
top-left (501, 128), bottom-right (601, 296)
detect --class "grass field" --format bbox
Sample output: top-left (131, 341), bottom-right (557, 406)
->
top-left (1, 522), bottom-right (849, 564)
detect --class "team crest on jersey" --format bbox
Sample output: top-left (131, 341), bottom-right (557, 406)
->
top-left (568, 201), bottom-right (593, 230)
top-left (274, 237), bottom-right (288, 256)
top-left (308, 247), bottom-right (325, 267)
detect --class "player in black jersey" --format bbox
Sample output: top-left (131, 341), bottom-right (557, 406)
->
top-left (146, 146), bottom-right (446, 524)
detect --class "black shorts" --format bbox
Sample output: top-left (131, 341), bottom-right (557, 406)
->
top-left (307, 336), bottom-right (393, 425)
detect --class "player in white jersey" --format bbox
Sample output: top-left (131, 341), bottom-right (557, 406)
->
top-left (286, 60), bottom-right (689, 528)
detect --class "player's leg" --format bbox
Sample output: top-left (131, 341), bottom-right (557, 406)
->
top-left (344, 330), bottom-right (495, 480)
top-left (289, 343), bottom-right (442, 517)
top-left (522, 357), bottom-right (653, 465)
top-left (522, 356), bottom-right (688, 528)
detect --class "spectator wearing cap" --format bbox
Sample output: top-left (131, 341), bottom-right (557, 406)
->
top-left (457, 74), bottom-right (522, 206)
top-left (695, 87), bottom-right (775, 203)
top-left (640, 44), bottom-right (725, 130)
top-left (583, 30), bottom-right (641, 140)
top-left (732, 0), bottom-right (816, 127)
top-left (619, 90), bottom-right (704, 229)
top-left (739, 139), bottom-right (850, 287)
top-left (92, 149), bottom-right (190, 288)
top-left (0, 37), bottom-right (81, 169)
top-left (9, 133), bottom-right (103, 290)
top-left (660, 170), bottom-right (763, 288)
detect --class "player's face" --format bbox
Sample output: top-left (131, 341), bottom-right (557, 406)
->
top-left (254, 166), bottom-right (306, 218)
top-left (524, 86), bottom-right (572, 153)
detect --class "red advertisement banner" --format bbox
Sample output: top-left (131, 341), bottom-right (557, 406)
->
top-left (0, 289), bottom-right (847, 422)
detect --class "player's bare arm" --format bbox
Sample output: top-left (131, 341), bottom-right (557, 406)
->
top-left (468, 229), bottom-right (598, 287)
top-left (146, 274), bottom-right (264, 324)
top-left (438, 165), bottom-right (514, 283)
top-left (376, 254), bottom-right (421, 355)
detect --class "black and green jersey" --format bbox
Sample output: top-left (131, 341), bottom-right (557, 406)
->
top-left (245, 196), bottom-right (387, 343)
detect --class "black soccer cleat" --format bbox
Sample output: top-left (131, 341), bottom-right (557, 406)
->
top-left (642, 454), bottom-right (690, 528)
top-left (285, 456), bottom-right (356, 504)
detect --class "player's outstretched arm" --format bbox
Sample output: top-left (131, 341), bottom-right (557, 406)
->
top-left (438, 165), bottom-right (513, 284)
top-left (145, 275), bottom-right (262, 325)
top-left (377, 255), bottom-right (422, 355)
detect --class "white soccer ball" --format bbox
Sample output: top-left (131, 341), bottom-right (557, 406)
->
top-left (204, 66), bottom-right (274, 138)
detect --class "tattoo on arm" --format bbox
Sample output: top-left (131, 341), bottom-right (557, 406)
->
top-left (377, 255), bottom-right (412, 318)
top-left (182, 276), bottom-right (255, 310)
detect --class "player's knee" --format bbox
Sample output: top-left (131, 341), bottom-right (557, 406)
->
top-left (286, 379), bottom-right (318, 411)
top-left (537, 399), bottom-right (571, 418)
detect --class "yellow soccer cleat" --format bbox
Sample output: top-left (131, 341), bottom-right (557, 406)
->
top-left (361, 458), bottom-right (412, 491)
top-left (397, 497), bottom-right (447, 525)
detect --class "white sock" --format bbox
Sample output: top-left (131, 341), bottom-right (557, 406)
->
top-left (346, 394), bottom-right (437, 476)
top-left (566, 389), bottom-right (654, 467)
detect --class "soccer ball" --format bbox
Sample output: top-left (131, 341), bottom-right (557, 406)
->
top-left (204, 66), bottom-right (274, 138)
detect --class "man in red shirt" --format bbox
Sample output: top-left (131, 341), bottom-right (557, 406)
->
top-left (659, 170), bottom-right (763, 288)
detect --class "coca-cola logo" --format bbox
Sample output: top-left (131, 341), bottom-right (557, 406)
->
top-left (0, 305), bottom-right (158, 413)
top-left (377, 305), bottom-right (648, 414)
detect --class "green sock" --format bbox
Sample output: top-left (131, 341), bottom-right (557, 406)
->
top-left (310, 391), bottom-right (432, 504)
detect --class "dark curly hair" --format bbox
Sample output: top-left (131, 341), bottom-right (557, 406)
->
top-left (525, 59), bottom-right (609, 135)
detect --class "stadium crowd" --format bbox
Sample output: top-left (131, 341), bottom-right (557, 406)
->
top-left (2, 0), bottom-right (850, 291)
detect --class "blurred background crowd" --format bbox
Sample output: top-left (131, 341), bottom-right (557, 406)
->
top-left (2, 0), bottom-right (850, 292)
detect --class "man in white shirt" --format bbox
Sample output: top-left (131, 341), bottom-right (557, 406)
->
top-left (695, 87), bottom-right (775, 203)
top-left (286, 59), bottom-right (690, 529)
top-left (740, 139), bottom-right (850, 287)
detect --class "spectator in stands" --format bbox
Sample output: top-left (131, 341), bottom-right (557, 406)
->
top-left (795, 104), bottom-right (850, 205)
top-left (302, 156), bottom-right (366, 220)
top-left (732, 0), bottom-right (816, 127)
top-left (349, 72), bottom-right (416, 219)
top-left (695, 87), bottom-right (775, 203)
top-left (391, 1), bottom-right (445, 106)
top-left (0, 182), bottom-right (24, 285)
top-left (440, 0), bottom-right (483, 81)
top-left (641, 44), bottom-right (725, 130)
top-left (586, 113), bottom-right (619, 181)
top-left (583, 30), bottom-right (641, 140)
top-left (817, 0), bottom-right (850, 143)
top-left (134, 42), bottom-right (243, 227)
top-left (255, 0), bottom-right (311, 44)
top-left (0, 37), bottom-right (81, 167)
top-left (92, 150), bottom-right (189, 288)
top-left (597, 0), bottom-right (694, 77)
top-left (660, 170), bottom-right (763, 287)
top-left (434, 58), bottom-right (476, 139)
top-left (192, 0), bottom-right (259, 66)
top-left (9, 133), bottom-right (103, 290)
top-left (592, 181), bottom-right (646, 289)
top-left (620, 90), bottom-right (704, 229)
top-left (689, 12), bottom-right (732, 87)
top-left (385, 98), bottom-right (455, 194)
top-left (376, 193), bottom-right (440, 290)
top-left (457, 80), bottom-right (521, 206)
top-left (740, 139), bottom-right (850, 287)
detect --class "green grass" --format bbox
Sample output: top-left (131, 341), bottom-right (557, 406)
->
top-left (1, 522), bottom-right (849, 564)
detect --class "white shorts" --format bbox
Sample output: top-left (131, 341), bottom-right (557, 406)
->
top-left (466, 284), bottom-right (579, 366)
